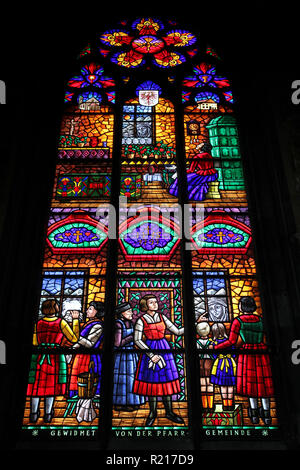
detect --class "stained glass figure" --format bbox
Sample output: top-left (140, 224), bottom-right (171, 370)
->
top-left (169, 141), bottom-right (218, 201)
top-left (183, 63), bottom-right (230, 89)
top-left (26, 299), bottom-right (80, 424)
top-left (68, 301), bottom-right (104, 401)
top-left (211, 297), bottom-right (274, 426)
top-left (113, 302), bottom-right (146, 410)
top-left (132, 294), bottom-right (185, 427)
top-left (112, 275), bottom-right (188, 434)
top-left (193, 272), bottom-right (230, 323)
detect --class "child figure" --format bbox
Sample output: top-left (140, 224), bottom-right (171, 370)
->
top-left (210, 323), bottom-right (236, 411)
top-left (196, 322), bottom-right (215, 412)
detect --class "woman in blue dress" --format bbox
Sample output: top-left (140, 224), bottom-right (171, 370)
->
top-left (169, 142), bottom-right (218, 201)
top-left (133, 295), bottom-right (185, 426)
top-left (113, 302), bottom-right (145, 411)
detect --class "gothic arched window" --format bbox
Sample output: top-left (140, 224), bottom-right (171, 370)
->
top-left (21, 16), bottom-right (279, 448)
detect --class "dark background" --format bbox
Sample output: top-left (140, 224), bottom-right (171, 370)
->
top-left (0, 3), bottom-right (300, 454)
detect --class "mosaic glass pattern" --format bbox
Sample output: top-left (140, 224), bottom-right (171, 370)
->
top-left (99, 17), bottom-right (197, 69)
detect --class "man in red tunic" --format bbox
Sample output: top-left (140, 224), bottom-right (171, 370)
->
top-left (27, 299), bottom-right (80, 423)
top-left (210, 296), bottom-right (274, 425)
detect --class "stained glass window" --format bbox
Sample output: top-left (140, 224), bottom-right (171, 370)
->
top-left (21, 16), bottom-right (279, 447)
top-left (181, 57), bottom-right (278, 437)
